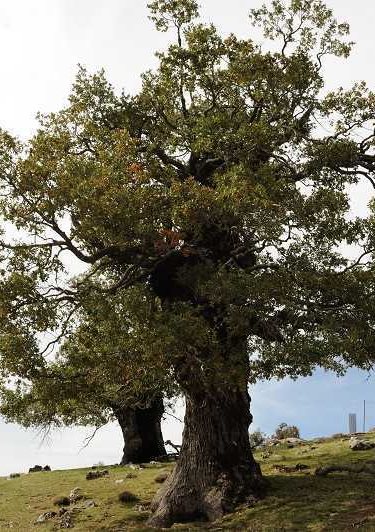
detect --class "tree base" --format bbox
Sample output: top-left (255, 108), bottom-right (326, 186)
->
top-left (147, 386), bottom-right (264, 528)
top-left (148, 461), bottom-right (264, 528)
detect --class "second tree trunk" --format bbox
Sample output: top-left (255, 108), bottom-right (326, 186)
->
top-left (113, 396), bottom-right (167, 464)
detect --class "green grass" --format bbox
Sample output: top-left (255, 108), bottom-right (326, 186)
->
top-left (2, 433), bottom-right (375, 531)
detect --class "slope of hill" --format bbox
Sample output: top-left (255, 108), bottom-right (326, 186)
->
top-left (1, 432), bottom-right (375, 531)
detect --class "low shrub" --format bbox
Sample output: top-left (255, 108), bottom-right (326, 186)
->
top-left (274, 422), bottom-right (300, 440)
top-left (52, 496), bottom-right (70, 507)
top-left (154, 472), bottom-right (169, 483)
top-left (118, 491), bottom-right (139, 504)
top-left (249, 429), bottom-right (266, 449)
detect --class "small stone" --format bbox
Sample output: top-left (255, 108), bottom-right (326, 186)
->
top-left (134, 503), bottom-right (151, 512)
top-left (59, 510), bottom-right (74, 528)
top-left (35, 511), bottom-right (57, 523)
top-left (80, 499), bottom-right (96, 509)
top-left (69, 487), bottom-right (84, 503)
top-left (349, 437), bottom-right (375, 451)
top-left (115, 479), bottom-right (124, 484)
top-left (266, 438), bottom-right (281, 447)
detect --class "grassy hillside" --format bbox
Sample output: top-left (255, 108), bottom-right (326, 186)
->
top-left (1, 432), bottom-right (375, 531)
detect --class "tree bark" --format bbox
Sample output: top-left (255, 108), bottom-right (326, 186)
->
top-left (147, 385), bottom-right (263, 528)
top-left (113, 396), bottom-right (167, 464)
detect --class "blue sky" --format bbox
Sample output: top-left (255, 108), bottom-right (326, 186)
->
top-left (1, 369), bottom-right (374, 476)
top-left (1, 0), bottom-right (375, 476)
top-left (252, 369), bottom-right (375, 438)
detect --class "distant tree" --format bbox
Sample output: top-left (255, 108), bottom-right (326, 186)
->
top-left (249, 429), bottom-right (267, 449)
top-left (1, 0), bottom-right (375, 527)
top-left (274, 423), bottom-right (300, 440)
top-left (1, 377), bottom-right (167, 465)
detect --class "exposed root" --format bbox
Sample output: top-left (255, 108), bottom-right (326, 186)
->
top-left (147, 464), bottom-right (264, 528)
top-left (315, 462), bottom-right (375, 476)
top-left (273, 463), bottom-right (310, 473)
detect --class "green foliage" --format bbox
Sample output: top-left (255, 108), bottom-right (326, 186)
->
top-left (148, 0), bottom-right (199, 32)
top-left (0, 0), bottom-right (375, 417)
top-left (250, 0), bottom-right (353, 58)
top-left (0, 287), bottom-right (174, 429)
top-left (249, 429), bottom-right (267, 449)
top-left (274, 422), bottom-right (300, 439)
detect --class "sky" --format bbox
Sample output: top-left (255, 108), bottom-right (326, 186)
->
top-left (0, 0), bottom-right (375, 476)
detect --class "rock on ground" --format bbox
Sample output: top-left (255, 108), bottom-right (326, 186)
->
top-left (349, 437), bottom-right (375, 451)
top-left (77, 499), bottom-right (96, 509)
top-left (69, 487), bottom-right (84, 503)
top-left (35, 511), bottom-right (57, 523)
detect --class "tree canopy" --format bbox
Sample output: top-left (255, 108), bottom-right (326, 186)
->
top-left (1, 0), bottom-right (375, 526)
top-left (0, 289), bottom-right (166, 422)
top-left (0, 287), bottom-right (170, 463)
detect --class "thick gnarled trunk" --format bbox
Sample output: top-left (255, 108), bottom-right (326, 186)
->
top-left (147, 385), bottom-right (263, 528)
top-left (114, 396), bottom-right (167, 464)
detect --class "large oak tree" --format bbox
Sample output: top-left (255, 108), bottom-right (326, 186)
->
top-left (1, 0), bottom-right (375, 527)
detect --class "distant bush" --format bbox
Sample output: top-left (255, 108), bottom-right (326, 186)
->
top-left (331, 433), bottom-right (346, 440)
top-left (118, 491), bottom-right (139, 503)
top-left (86, 469), bottom-right (109, 480)
top-left (29, 465), bottom-right (43, 473)
top-left (274, 422), bottom-right (300, 440)
top-left (9, 473), bottom-right (20, 479)
top-left (52, 496), bottom-right (70, 507)
top-left (154, 472), bottom-right (169, 483)
top-left (249, 429), bottom-right (266, 449)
